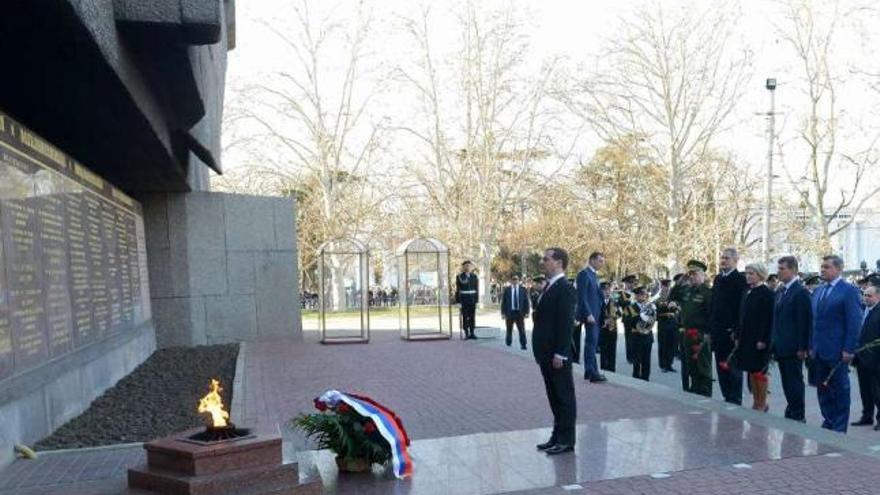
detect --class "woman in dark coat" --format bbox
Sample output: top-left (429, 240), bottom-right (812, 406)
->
top-left (735, 263), bottom-right (775, 412)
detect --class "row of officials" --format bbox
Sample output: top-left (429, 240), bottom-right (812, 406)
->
top-left (454, 249), bottom-right (880, 440)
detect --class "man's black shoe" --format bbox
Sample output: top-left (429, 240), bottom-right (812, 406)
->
top-left (545, 444), bottom-right (574, 455)
top-left (467, 334), bottom-right (478, 340)
top-left (521, 346), bottom-right (527, 350)
top-left (536, 441), bottom-right (555, 451)
top-left (874, 424), bottom-right (880, 431)
top-left (590, 375), bottom-right (608, 383)
top-left (851, 417), bottom-right (873, 426)
top-left (668, 366), bottom-right (677, 373)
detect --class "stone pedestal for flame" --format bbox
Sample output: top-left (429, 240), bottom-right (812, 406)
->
top-left (128, 428), bottom-right (320, 495)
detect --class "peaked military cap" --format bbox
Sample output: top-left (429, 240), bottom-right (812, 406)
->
top-left (621, 274), bottom-right (638, 284)
top-left (632, 286), bottom-right (647, 295)
top-left (686, 260), bottom-right (707, 272)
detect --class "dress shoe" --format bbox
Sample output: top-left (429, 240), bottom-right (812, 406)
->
top-left (590, 375), bottom-right (608, 383)
top-left (536, 441), bottom-right (556, 451)
top-left (521, 346), bottom-right (527, 350)
top-left (544, 444), bottom-right (574, 455)
top-left (467, 334), bottom-right (478, 340)
top-left (851, 417), bottom-right (873, 426)
top-left (874, 424), bottom-right (880, 431)
top-left (668, 366), bottom-right (677, 373)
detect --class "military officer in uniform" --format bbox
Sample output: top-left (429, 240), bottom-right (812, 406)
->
top-left (669, 273), bottom-right (690, 389)
top-left (679, 260), bottom-right (713, 397)
top-left (456, 260), bottom-right (479, 339)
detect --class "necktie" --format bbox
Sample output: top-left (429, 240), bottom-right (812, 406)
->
top-left (819, 284), bottom-right (829, 304)
top-left (512, 286), bottom-right (518, 311)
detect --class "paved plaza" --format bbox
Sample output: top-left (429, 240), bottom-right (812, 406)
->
top-left (3, 312), bottom-right (880, 494)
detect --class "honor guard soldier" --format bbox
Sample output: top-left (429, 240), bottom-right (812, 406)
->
top-left (456, 260), bottom-right (479, 339)
top-left (679, 260), bottom-right (713, 397)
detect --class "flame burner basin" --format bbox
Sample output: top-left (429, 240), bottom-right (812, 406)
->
top-left (128, 427), bottom-right (320, 495)
top-left (181, 424), bottom-right (255, 445)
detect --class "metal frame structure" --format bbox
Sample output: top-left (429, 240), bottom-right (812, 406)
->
top-left (317, 239), bottom-right (370, 344)
top-left (395, 238), bottom-right (453, 340)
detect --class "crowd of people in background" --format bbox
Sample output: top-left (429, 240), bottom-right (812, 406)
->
top-left (481, 248), bottom-right (880, 435)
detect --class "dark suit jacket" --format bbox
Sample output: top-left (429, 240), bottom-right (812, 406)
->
top-left (735, 284), bottom-right (774, 372)
top-left (856, 305), bottom-right (880, 369)
top-left (532, 276), bottom-right (577, 365)
top-left (710, 270), bottom-right (747, 354)
top-left (575, 267), bottom-right (602, 325)
top-left (501, 285), bottom-right (530, 319)
top-left (770, 279), bottom-right (812, 358)
top-left (811, 280), bottom-right (861, 361)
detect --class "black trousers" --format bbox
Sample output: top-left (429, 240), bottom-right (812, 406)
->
top-left (678, 328), bottom-right (690, 392)
top-left (599, 328), bottom-right (617, 372)
top-left (777, 357), bottom-right (806, 421)
top-left (461, 303), bottom-right (476, 336)
top-left (714, 348), bottom-right (743, 405)
top-left (540, 361), bottom-right (577, 446)
top-left (657, 319), bottom-right (677, 370)
top-left (631, 333), bottom-right (653, 381)
top-left (856, 364), bottom-right (880, 423)
top-left (623, 322), bottom-right (634, 362)
top-left (505, 316), bottom-right (526, 348)
top-left (571, 323), bottom-right (582, 364)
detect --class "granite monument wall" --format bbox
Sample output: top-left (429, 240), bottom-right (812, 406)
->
top-left (0, 111), bottom-right (155, 465)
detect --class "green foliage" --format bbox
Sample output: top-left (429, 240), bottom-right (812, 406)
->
top-left (292, 409), bottom-right (391, 464)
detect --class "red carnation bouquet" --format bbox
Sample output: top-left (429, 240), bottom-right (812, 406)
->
top-left (685, 328), bottom-right (704, 361)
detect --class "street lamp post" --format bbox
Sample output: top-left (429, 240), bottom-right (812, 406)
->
top-left (520, 201), bottom-right (528, 276)
top-left (762, 78), bottom-right (777, 264)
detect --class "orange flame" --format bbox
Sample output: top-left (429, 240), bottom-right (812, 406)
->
top-left (198, 379), bottom-right (230, 427)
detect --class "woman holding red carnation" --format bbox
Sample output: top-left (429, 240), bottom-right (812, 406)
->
top-left (736, 263), bottom-right (775, 412)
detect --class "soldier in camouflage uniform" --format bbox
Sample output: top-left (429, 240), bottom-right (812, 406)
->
top-left (678, 260), bottom-right (713, 397)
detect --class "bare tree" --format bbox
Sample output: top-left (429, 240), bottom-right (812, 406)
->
top-left (220, 0), bottom-right (388, 305)
top-left (776, 0), bottom-right (880, 253)
top-left (394, 1), bottom-right (564, 296)
top-left (557, 1), bottom-right (752, 271)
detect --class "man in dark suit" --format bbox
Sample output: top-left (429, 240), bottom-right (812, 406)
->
top-left (771, 255), bottom-right (813, 422)
top-left (852, 284), bottom-right (880, 430)
top-left (533, 247), bottom-right (578, 455)
top-left (811, 254), bottom-right (862, 433)
top-left (577, 252), bottom-right (607, 383)
top-left (501, 274), bottom-right (530, 350)
top-left (710, 247), bottom-right (747, 405)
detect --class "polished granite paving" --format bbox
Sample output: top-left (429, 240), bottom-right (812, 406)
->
top-left (3, 330), bottom-right (871, 495)
top-left (301, 411), bottom-right (829, 494)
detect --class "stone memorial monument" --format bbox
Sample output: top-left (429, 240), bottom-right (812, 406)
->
top-left (0, 0), bottom-right (301, 466)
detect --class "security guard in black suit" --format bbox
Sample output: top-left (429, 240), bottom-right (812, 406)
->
top-left (456, 260), bottom-right (479, 339)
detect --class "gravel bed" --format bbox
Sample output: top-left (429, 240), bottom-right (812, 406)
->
top-left (35, 343), bottom-right (239, 450)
